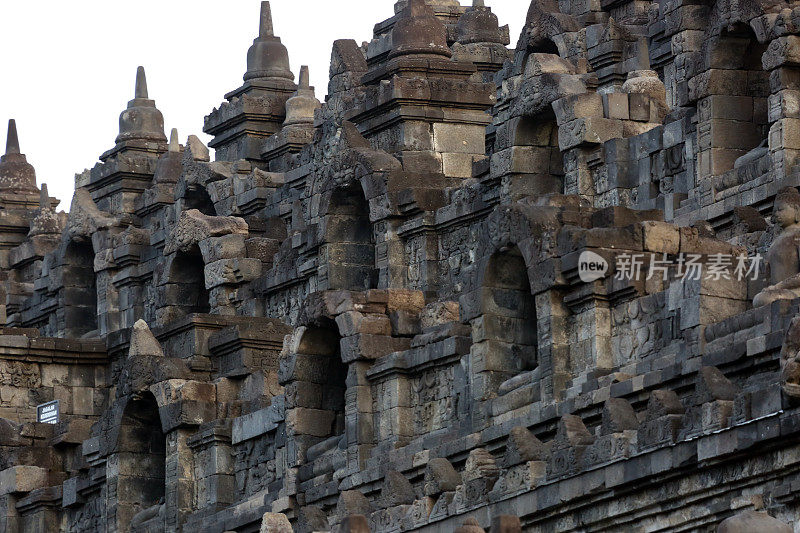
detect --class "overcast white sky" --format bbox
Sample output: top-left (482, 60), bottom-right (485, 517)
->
top-left (0, 0), bottom-right (528, 210)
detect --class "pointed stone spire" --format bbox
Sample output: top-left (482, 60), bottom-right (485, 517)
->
top-left (169, 128), bottom-right (180, 152)
top-left (0, 119), bottom-right (37, 193)
top-left (6, 119), bottom-right (20, 155)
top-left (244, 1), bottom-right (294, 82)
top-left (299, 65), bottom-right (310, 90)
top-left (113, 66), bottom-right (167, 148)
top-left (129, 319), bottom-right (164, 357)
top-left (39, 183), bottom-right (49, 210)
top-left (259, 1), bottom-right (274, 38)
top-left (153, 129), bottom-right (183, 184)
top-left (284, 65), bottom-right (321, 127)
top-left (390, 0), bottom-right (452, 59)
top-left (205, 0), bottom-right (297, 162)
top-left (135, 66), bottom-right (149, 99)
top-left (28, 182), bottom-right (62, 237)
top-left (473, 0), bottom-right (485, 6)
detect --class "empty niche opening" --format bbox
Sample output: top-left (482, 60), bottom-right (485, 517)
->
top-left (118, 392), bottom-right (166, 529)
top-left (481, 246), bottom-right (538, 383)
top-left (169, 244), bottom-right (210, 316)
top-left (63, 240), bottom-right (98, 337)
top-left (325, 185), bottom-right (378, 290)
top-left (527, 38), bottom-right (560, 56)
top-left (705, 23), bottom-right (769, 172)
top-left (511, 113), bottom-right (564, 195)
top-left (297, 322), bottom-right (347, 440)
top-left (184, 185), bottom-right (217, 216)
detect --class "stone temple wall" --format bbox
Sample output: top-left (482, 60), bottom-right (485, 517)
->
top-left (1, 0), bottom-right (800, 531)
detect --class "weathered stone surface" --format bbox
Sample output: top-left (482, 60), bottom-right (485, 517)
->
top-left (3, 2), bottom-right (800, 533)
top-left (0, 466), bottom-right (48, 496)
top-left (165, 209), bottom-right (249, 255)
top-left (379, 470), bottom-right (416, 508)
top-left (340, 514), bottom-right (371, 533)
top-left (601, 398), bottom-right (639, 434)
top-left (128, 320), bottom-right (163, 357)
top-left (424, 458), bottom-right (462, 496)
top-left (503, 426), bottom-right (546, 467)
top-left (455, 517), bottom-right (486, 533)
top-left (259, 512), bottom-right (293, 533)
top-left (490, 515), bottom-right (522, 533)
top-left (717, 511), bottom-right (791, 533)
top-left (337, 490), bottom-right (372, 518)
top-left (696, 366), bottom-right (737, 403)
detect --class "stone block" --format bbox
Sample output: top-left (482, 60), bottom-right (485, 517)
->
top-left (204, 258), bottom-right (262, 288)
top-left (552, 93), bottom-right (604, 125)
top-left (641, 221), bottom-right (680, 255)
top-left (442, 152), bottom-right (477, 178)
top-left (603, 92), bottom-right (629, 120)
top-left (379, 470), bottom-right (415, 508)
top-left (770, 118), bottom-right (800, 151)
top-left (689, 70), bottom-right (749, 101)
top-left (558, 118), bottom-right (624, 150)
top-left (419, 301), bottom-right (459, 329)
top-left (336, 312), bottom-right (392, 337)
top-left (629, 93), bottom-right (651, 121)
top-left (491, 515), bottom-right (522, 533)
top-left (199, 234), bottom-right (247, 263)
top-left (341, 514), bottom-right (371, 533)
top-left (762, 36), bottom-right (800, 70)
top-left (339, 334), bottom-right (411, 362)
top-left (259, 512), bottom-right (292, 533)
top-left (698, 148), bottom-right (747, 177)
top-left (285, 407), bottom-right (336, 438)
top-left (0, 466), bottom-right (48, 496)
top-left (433, 123), bottom-right (485, 154)
top-left (700, 95), bottom-right (754, 122)
top-left (232, 406), bottom-right (282, 444)
top-left (424, 458), bottom-right (461, 496)
top-left (768, 90), bottom-right (800, 122)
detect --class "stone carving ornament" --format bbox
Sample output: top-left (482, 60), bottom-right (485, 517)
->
top-left (754, 188), bottom-right (800, 306)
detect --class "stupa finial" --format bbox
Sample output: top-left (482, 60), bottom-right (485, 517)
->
top-left (6, 119), bottom-right (20, 155)
top-left (39, 183), bottom-right (49, 210)
top-left (169, 128), bottom-right (180, 152)
top-left (299, 66), bottom-right (310, 90)
top-left (135, 66), bottom-right (148, 99)
top-left (473, 0), bottom-right (485, 6)
top-left (260, 1), bottom-right (274, 38)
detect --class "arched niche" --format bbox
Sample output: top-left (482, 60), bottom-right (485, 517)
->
top-left (509, 111), bottom-right (564, 196)
top-left (479, 246), bottom-right (538, 384)
top-left (323, 185), bottom-right (378, 291)
top-left (183, 185), bottom-right (217, 216)
top-left (116, 392), bottom-right (166, 531)
top-left (294, 322), bottom-right (348, 440)
top-left (62, 240), bottom-right (98, 338)
top-left (527, 38), bottom-right (560, 57)
top-left (167, 244), bottom-right (210, 317)
top-left (700, 23), bottom-right (769, 173)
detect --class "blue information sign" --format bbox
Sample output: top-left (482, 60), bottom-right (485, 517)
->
top-left (37, 400), bottom-right (60, 424)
